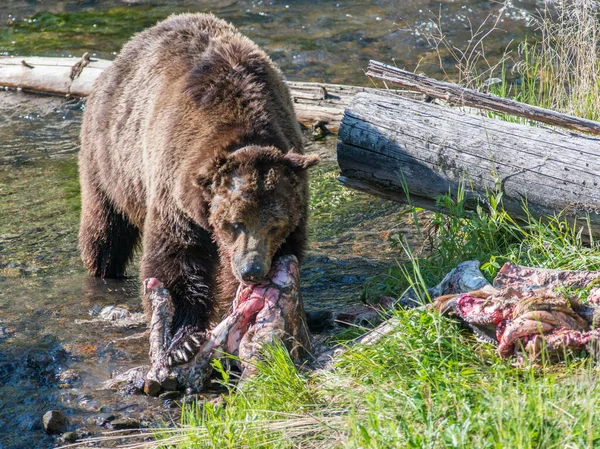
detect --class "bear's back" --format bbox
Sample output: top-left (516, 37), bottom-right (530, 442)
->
top-left (83, 13), bottom-right (244, 153)
top-left (80, 13), bottom-right (302, 226)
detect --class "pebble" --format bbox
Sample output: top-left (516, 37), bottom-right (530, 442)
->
top-left (95, 413), bottom-right (116, 427)
top-left (144, 378), bottom-right (161, 397)
top-left (42, 410), bottom-right (68, 434)
top-left (159, 390), bottom-right (181, 400)
top-left (61, 432), bottom-right (78, 443)
top-left (110, 417), bottom-right (141, 430)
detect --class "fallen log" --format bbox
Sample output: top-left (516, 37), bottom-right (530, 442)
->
top-left (367, 60), bottom-right (600, 136)
top-left (0, 55), bottom-right (112, 97)
top-left (0, 56), bottom-right (420, 132)
top-left (337, 91), bottom-right (600, 237)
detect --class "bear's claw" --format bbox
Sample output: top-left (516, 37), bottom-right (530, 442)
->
top-left (165, 325), bottom-right (206, 367)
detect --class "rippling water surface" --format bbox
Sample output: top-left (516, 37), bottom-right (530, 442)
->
top-left (0, 1), bottom-right (542, 447)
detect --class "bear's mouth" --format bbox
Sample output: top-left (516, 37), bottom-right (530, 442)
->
top-left (235, 269), bottom-right (268, 287)
top-left (242, 275), bottom-right (264, 285)
top-left (233, 257), bottom-right (271, 285)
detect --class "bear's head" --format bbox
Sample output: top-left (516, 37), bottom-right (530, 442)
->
top-left (183, 146), bottom-right (319, 284)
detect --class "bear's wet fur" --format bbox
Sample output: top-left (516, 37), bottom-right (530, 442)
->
top-left (79, 13), bottom-right (318, 337)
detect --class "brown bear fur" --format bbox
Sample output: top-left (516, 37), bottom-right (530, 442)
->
top-left (79, 13), bottom-right (318, 337)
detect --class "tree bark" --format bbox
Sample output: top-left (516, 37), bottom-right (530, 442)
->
top-left (366, 60), bottom-right (600, 136)
top-left (0, 56), bottom-right (420, 132)
top-left (337, 91), bottom-right (600, 237)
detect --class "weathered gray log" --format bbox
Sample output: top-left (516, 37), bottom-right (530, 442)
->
top-left (287, 81), bottom-right (422, 131)
top-left (367, 60), bottom-right (600, 136)
top-left (337, 91), bottom-right (600, 237)
top-left (0, 56), bottom-right (112, 97)
top-left (0, 56), bottom-right (421, 131)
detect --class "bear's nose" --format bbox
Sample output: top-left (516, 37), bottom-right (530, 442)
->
top-left (240, 262), bottom-right (266, 284)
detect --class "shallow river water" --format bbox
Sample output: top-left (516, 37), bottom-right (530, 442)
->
top-left (0, 1), bottom-right (541, 447)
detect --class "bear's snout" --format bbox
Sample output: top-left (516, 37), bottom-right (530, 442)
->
top-left (240, 260), bottom-right (269, 284)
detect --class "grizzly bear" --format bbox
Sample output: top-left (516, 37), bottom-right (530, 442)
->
top-left (79, 13), bottom-right (318, 363)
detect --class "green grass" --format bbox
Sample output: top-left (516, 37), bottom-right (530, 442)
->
top-left (155, 301), bottom-right (600, 448)
top-left (335, 311), bottom-right (600, 448)
top-left (486, 37), bottom-right (600, 124)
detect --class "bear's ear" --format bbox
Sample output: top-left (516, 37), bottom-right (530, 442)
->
top-left (193, 164), bottom-right (215, 189)
top-left (283, 152), bottom-right (320, 171)
top-left (193, 154), bottom-right (227, 189)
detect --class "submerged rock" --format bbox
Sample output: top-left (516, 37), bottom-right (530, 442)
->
top-left (61, 431), bottom-right (78, 443)
top-left (95, 413), bottom-right (116, 427)
top-left (110, 417), bottom-right (141, 430)
top-left (42, 410), bottom-right (68, 434)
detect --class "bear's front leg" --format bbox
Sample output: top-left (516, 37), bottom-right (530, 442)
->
top-left (141, 209), bottom-right (219, 363)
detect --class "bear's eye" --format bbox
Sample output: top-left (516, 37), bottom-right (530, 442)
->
top-left (231, 222), bottom-right (246, 235)
top-left (269, 225), bottom-right (283, 237)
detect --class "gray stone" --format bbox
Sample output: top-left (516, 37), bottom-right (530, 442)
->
top-left (42, 410), bottom-right (68, 434)
top-left (110, 417), bottom-right (141, 430)
top-left (62, 432), bottom-right (78, 443)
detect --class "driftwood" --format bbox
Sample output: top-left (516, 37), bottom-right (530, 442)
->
top-left (0, 56), bottom-right (420, 132)
top-left (0, 55), bottom-right (112, 97)
top-left (367, 60), bottom-right (600, 136)
top-left (337, 91), bottom-right (600, 238)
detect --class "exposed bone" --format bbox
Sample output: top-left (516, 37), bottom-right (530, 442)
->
top-left (141, 255), bottom-right (311, 394)
top-left (434, 263), bottom-right (600, 362)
